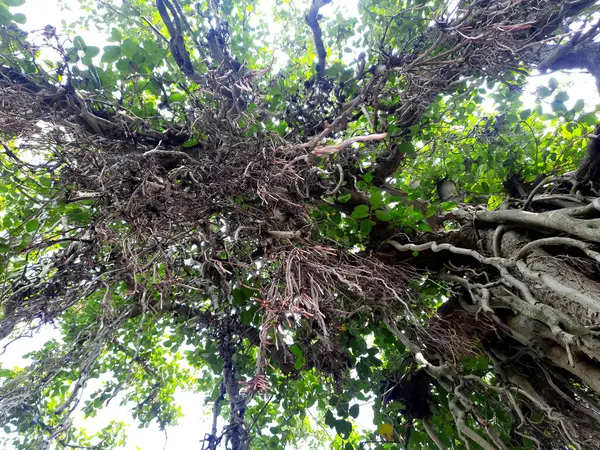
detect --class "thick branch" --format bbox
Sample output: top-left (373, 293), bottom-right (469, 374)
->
top-left (219, 334), bottom-right (249, 450)
top-left (449, 398), bottom-right (496, 450)
top-left (477, 200), bottom-right (600, 243)
top-left (537, 19), bottom-right (600, 92)
top-left (422, 417), bottom-right (448, 450)
top-left (576, 126), bottom-right (600, 193)
top-left (516, 236), bottom-right (600, 262)
top-left (305, 0), bottom-right (332, 79)
top-left (156, 0), bottom-right (202, 83)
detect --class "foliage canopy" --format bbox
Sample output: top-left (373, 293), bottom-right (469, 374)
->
top-left (1, 0), bottom-right (600, 449)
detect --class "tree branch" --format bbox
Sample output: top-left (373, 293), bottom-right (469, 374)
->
top-left (305, 0), bottom-right (332, 79)
top-left (156, 0), bottom-right (202, 83)
top-left (477, 199), bottom-right (600, 243)
top-left (422, 417), bottom-right (448, 450)
top-left (516, 236), bottom-right (600, 262)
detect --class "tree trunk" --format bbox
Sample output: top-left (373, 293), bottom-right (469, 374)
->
top-left (379, 166), bottom-right (600, 447)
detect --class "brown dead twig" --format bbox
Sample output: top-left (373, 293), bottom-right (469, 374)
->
top-left (312, 132), bottom-right (389, 157)
top-left (252, 244), bottom-right (415, 378)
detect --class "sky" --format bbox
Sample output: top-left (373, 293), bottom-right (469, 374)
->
top-left (1, 0), bottom-right (599, 449)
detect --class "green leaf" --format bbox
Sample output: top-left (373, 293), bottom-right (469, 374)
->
top-left (143, 39), bottom-right (160, 56)
top-left (375, 210), bottom-right (392, 222)
top-left (324, 410), bottom-right (336, 428)
top-left (168, 92), bottom-right (186, 103)
top-left (25, 219), bottom-right (39, 232)
top-left (4, 0), bottom-right (25, 6)
top-left (3, 214), bottom-right (13, 228)
top-left (121, 38), bottom-right (140, 59)
top-left (349, 403), bottom-right (359, 419)
top-left (580, 113), bottom-right (597, 126)
top-left (506, 113), bottom-right (519, 125)
top-left (102, 45), bottom-right (122, 64)
top-left (289, 344), bottom-right (303, 358)
top-left (465, 356), bottom-right (489, 371)
top-left (0, 5), bottom-right (12, 25)
top-left (519, 109), bottom-right (531, 120)
top-left (355, 180), bottom-right (368, 190)
top-left (337, 193), bottom-right (351, 203)
top-left (551, 99), bottom-right (567, 113)
top-left (84, 46), bottom-right (100, 58)
top-left (396, 141), bottom-right (415, 155)
top-left (74, 35), bottom-right (86, 51)
top-left (276, 121), bottom-right (288, 135)
top-left (232, 289), bottom-right (247, 306)
top-left (363, 172), bottom-right (373, 183)
top-left (294, 354), bottom-right (306, 370)
top-left (536, 86), bottom-right (552, 98)
top-left (440, 201), bottom-right (457, 211)
top-left (240, 305), bottom-right (258, 326)
top-left (335, 419), bottom-right (352, 439)
top-left (115, 58), bottom-right (130, 72)
top-left (388, 400), bottom-right (406, 411)
top-left (487, 195), bottom-right (503, 210)
top-left (360, 219), bottom-right (373, 236)
top-left (369, 187), bottom-right (384, 209)
top-left (12, 12), bottom-right (25, 23)
top-left (108, 28), bottom-right (122, 43)
top-left (572, 99), bottom-right (584, 113)
top-left (182, 139), bottom-right (199, 148)
top-left (351, 205), bottom-right (370, 219)
top-left (555, 91), bottom-right (569, 103)
top-left (64, 47), bottom-right (78, 63)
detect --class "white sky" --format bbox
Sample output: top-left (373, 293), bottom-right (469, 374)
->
top-left (1, 0), bottom-right (599, 449)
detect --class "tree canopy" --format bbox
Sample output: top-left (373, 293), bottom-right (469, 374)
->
top-left (1, 0), bottom-right (600, 449)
